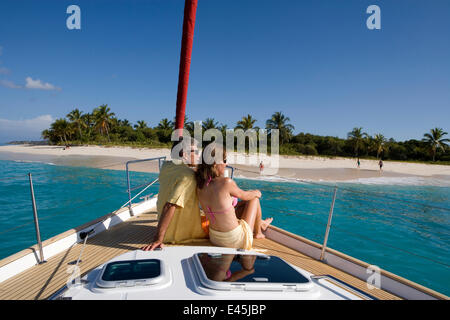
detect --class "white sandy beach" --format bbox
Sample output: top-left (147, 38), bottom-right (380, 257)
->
top-left (0, 144), bottom-right (449, 183)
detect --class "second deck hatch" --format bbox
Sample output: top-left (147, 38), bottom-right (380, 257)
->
top-left (193, 253), bottom-right (313, 292)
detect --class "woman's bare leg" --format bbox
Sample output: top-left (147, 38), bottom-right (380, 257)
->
top-left (236, 199), bottom-right (272, 238)
top-left (239, 198), bottom-right (259, 234)
top-left (253, 200), bottom-right (273, 238)
top-left (253, 200), bottom-right (264, 238)
top-left (260, 202), bottom-right (273, 231)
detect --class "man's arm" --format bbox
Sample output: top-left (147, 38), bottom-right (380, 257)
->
top-left (140, 202), bottom-right (177, 251)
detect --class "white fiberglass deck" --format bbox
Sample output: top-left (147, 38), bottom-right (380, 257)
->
top-left (58, 246), bottom-right (365, 300)
top-left (0, 210), bottom-right (407, 300)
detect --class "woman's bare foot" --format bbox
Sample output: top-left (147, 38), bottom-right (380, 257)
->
top-left (254, 218), bottom-right (273, 239)
top-left (260, 218), bottom-right (273, 231)
top-left (255, 232), bottom-right (266, 239)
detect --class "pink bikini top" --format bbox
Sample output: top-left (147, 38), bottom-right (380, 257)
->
top-left (205, 176), bottom-right (238, 223)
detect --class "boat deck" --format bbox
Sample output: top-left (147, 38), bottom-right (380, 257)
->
top-left (0, 210), bottom-right (401, 300)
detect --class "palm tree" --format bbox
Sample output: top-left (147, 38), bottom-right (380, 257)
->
top-left (235, 114), bottom-right (258, 131)
top-left (185, 119), bottom-right (195, 135)
top-left (51, 118), bottom-right (72, 144)
top-left (81, 113), bottom-right (95, 140)
top-left (372, 133), bottom-right (387, 159)
top-left (119, 119), bottom-right (132, 128)
top-left (93, 104), bottom-right (115, 141)
top-left (41, 129), bottom-right (52, 143)
top-left (157, 118), bottom-right (174, 131)
top-left (265, 111), bottom-right (294, 144)
top-left (202, 118), bottom-right (219, 131)
top-left (218, 124), bottom-right (228, 137)
top-left (109, 117), bottom-right (120, 133)
top-left (347, 127), bottom-right (369, 157)
top-left (422, 128), bottom-right (450, 161)
top-left (134, 120), bottom-right (148, 130)
top-left (67, 108), bottom-right (85, 140)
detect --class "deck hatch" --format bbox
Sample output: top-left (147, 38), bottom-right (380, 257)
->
top-left (193, 253), bottom-right (313, 292)
top-left (96, 259), bottom-right (166, 288)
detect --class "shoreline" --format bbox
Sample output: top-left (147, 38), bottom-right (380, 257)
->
top-left (0, 144), bottom-right (449, 185)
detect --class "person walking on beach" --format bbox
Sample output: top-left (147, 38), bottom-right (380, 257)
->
top-left (379, 159), bottom-right (383, 171)
top-left (357, 158), bottom-right (360, 169)
top-left (141, 137), bottom-right (207, 251)
top-left (259, 161), bottom-right (264, 173)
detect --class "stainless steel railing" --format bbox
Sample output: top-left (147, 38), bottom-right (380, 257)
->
top-left (120, 178), bottom-right (159, 210)
top-left (28, 173), bottom-right (46, 264)
top-left (2, 160), bottom-right (448, 271)
top-left (226, 165), bottom-right (235, 179)
top-left (231, 166), bottom-right (450, 269)
top-left (125, 157), bottom-right (166, 215)
top-left (125, 162), bottom-right (231, 213)
top-left (320, 186), bottom-right (337, 261)
top-left (15, 157), bottom-right (165, 264)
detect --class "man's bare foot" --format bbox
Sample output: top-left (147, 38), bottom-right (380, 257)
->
top-left (260, 218), bottom-right (273, 231)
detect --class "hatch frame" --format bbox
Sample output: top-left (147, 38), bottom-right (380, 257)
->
top-left (192, 252), bottom-right (314, 292)
top-left (95, 258), bottom-right (168, 288)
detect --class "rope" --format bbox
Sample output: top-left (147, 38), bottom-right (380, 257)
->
top-left (0, 158), bottom-right (160, 236)
top-left (261, 202), bottom-right (450, 269)
top-left (0, 191), bottom-right (127, 236)
top-left (1, 161), bottom-right (448, 269)
top-left (0, 158), bottom-right (158, 182)
top-left (0, 174), bottom-right (29, 182)
top-left (234, 167), bottom-right (450, 212)
top-left (0, 221), bottom-right (39, 236)
top-left (0, 181), bottom-right (159, 236)
top-left (3, 162), bottom-right (447, 212)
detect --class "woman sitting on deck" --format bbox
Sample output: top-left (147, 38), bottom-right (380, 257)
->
top-left (195, 143), bottom-right (273, 250)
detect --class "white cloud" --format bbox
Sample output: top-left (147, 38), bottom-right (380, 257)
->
top-left (0, 115), bottom-right (54, 141)
top-left (0, 79), bottom-right (21, 89)
top-left (1, 77), bottom-right (62, 91)
top-left (0, 67), bottom-right (9, 75)
top-left (25, 77), bottom-right (61, 91)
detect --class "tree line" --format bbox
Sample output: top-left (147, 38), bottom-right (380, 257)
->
top-left (41, 105), bottom-right (449, 163)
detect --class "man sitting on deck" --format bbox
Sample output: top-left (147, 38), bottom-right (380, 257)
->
top-left (141, 137), bottom-right (207, 251)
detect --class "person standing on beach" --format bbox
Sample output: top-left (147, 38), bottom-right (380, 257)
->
top-left (357, 158), bottom-right (360, 169)
top-left (259, 161), bottom-right (264, 174)
top-left (141, 137), bottom-right (207, 251)
top-left (379, 159), bottom-right (383, 171)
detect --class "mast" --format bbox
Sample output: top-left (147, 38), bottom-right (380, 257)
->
top-left (175, 0), bottom-right (198, 136)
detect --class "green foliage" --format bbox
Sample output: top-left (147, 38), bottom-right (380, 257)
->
top-left (266, 111), bottom-right (294, 144)
top-left (422, 128), bottom-right (450, 161)
top-left (236, 114), bottom-right (258, 131)
top-left (42, 106), bottom-right (449, 164)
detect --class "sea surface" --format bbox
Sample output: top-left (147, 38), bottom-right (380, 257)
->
top-left (0, 158), bottom-right (449, 296)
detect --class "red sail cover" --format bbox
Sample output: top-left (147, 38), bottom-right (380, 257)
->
top-left (175, 0), bottom-right (198, 135)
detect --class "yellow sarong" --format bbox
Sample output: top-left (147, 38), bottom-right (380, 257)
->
top-left (208, 219), bottom-right (253, 250)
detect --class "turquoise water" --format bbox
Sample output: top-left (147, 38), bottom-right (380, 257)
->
top-left (238, 178), bottom-right (450, 296)
top-left (0, 159), bottom-right (449, 296)
top-left (0, 160), bottom-right (159, 261)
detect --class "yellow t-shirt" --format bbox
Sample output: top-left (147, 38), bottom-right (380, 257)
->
top-left (157, 161), bottom-right (207, 243)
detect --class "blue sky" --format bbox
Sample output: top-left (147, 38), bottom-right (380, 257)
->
top-left (0, 0), bottom-right (449, 142)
